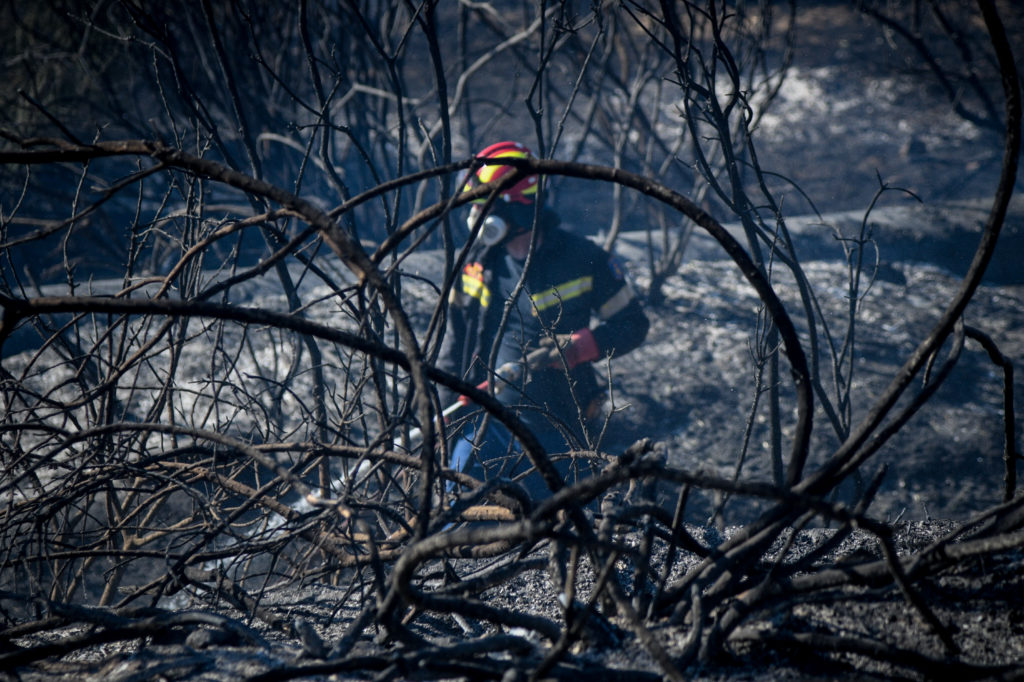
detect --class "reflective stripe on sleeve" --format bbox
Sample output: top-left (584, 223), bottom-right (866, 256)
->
top-left (530, 275), bottom-right (593, 314)
top-left (597, 282), bottom-right (636, 320)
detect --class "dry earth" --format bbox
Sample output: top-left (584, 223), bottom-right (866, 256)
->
top-left (607, 196), bottom-right (1024, 528)
top-left (5, 198), bottom-right (1023, 682)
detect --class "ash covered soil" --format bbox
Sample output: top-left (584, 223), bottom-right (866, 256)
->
top-left (605, 196), bottom-right (1024, 527)
top-left (579, 0), bottom-right (1024, 527)
top-left (11, 193), bottom-right (1024, 682)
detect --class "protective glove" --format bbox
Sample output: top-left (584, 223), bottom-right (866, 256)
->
top-left (530, 328), bottom-right (600, 370)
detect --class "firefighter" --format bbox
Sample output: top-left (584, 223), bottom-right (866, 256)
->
top-left (439, 141), bottom-right (649, 499)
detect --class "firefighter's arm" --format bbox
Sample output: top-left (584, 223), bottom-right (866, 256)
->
top-left (590, 281), bottom-right (649, 358)
top-left (533, 281), bottom-right (649, 369)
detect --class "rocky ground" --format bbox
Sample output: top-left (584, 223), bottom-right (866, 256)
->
top-left (605, 195), bottom-right (1024, 527)
top-left (7, 194), bottom-right (1023, 682)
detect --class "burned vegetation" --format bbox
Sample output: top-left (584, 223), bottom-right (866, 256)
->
top-left (1, 1), bottom-right (1023, 680)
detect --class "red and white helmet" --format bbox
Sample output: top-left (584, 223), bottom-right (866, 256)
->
top-left (462, 140), bottom-right (539, 205)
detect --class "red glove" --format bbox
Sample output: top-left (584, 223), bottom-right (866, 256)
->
top-left (533, 328), bottom-right (600, 370)
top-left (563, 327), bottom-right (599, 368)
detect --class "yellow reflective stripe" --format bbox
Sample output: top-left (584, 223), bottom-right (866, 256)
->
top-left (475, 148), bottom-right (530, 184)
top-left (530, 276), bottom-right (593, 313)
top-left (461, 268), bottom-right (491, 307)
top-left (597, 282), bottom-right (635, 320)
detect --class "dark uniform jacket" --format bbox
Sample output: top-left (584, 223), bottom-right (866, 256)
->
top-left (438, 224), bottom-right (649, 441)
